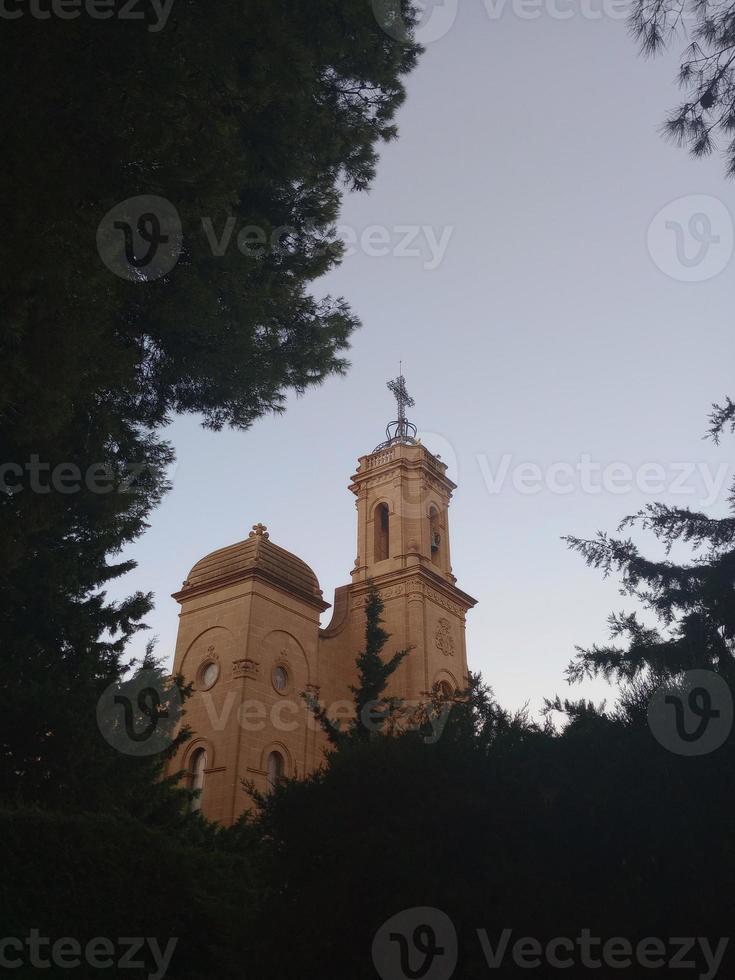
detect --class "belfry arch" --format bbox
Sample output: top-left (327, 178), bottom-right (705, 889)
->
top-left (374, 502), bottom-right (390, 562)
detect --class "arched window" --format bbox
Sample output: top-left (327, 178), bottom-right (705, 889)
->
top-left (429, 507), bottom-right (442, 566)
top-left (189, 747), bottom-right (207, 812)
top-left (374, 503), bottom-right (390, 562)
top-left (437, 680), bottom-right (453, 700)
top-left (267, 750), bottom-right (285, 790)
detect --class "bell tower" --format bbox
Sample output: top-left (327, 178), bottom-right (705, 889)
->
top-left (319, 374), bottom-right (476, 702)
top-left (350, 374), bottom-right (456, 584)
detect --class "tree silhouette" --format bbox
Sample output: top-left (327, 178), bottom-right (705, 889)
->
top-left (305, 583), bottom-right (410, 747)
top-left (630, 0), bottom-right (735, 176)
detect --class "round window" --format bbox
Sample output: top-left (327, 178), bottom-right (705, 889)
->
top-left (272, 666), bottom-right (288, 692)
top-left (201, 662), bottom-right (219, 688)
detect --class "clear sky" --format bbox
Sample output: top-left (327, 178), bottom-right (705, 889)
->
top-left (112, 1), bottom-right (734, 716)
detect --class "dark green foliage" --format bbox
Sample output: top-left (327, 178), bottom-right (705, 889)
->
top-left (1, 807), bottom-right (257, 979)
top-left (565, 397), bottom-right (735, 694)
top-left (305, 583), bottom-right (409, 746)
top-left (248, 674), bottom-right (735, 978)
top-left (12, 673), bottom-right (735, 976)
top-left (1, 644), bottom-right (193, 820)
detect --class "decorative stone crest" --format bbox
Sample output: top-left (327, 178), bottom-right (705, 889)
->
top-left (200, 644), bottom-right (220, 673)
top-left (435, 617), bottom-right (455, 657)
top-left (232, 657), bottom-right (260, 679)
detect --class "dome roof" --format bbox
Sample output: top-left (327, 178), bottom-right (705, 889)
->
top-left (175, 524), bottom-right (327, 609)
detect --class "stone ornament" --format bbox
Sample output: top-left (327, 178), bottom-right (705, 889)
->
top-left (435, 617), bottom-right (455, 657)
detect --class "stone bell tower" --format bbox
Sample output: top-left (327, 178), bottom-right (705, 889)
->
top-left (318, 374), bottom-right (476, 703)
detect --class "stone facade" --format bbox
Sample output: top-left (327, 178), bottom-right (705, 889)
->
top-left (166, 441), bottom-right (476, 825)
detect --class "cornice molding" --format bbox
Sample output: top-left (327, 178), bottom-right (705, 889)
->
top-left (173, 567), bottom-right (331, 613)
top-left (346, 566), bottom-right (477, 613)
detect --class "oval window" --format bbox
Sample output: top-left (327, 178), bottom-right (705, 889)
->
top-left (201, 662), bottom-right (219, 688)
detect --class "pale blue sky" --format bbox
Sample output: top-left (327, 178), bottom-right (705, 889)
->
top-left (113, 2), bottom-right (734, 715)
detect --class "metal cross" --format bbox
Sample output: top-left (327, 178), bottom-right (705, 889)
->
top-left (387, 374), bottom-right (415, 425)
top-left (373, 366), bottom-right (418, 451)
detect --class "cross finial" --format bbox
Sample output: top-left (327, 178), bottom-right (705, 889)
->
top-left (373, 369), bottom-right (418, 451)
top-left (387, 374), bottom-right (415, 424)
top-left (249, 523), bottom-right (269, 539)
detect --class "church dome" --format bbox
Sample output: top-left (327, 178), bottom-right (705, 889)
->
top-left (176, 524), bottom-right (327, 608)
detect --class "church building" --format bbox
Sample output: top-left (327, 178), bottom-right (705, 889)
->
top-left (166, 377), bottom-right (476, 825)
